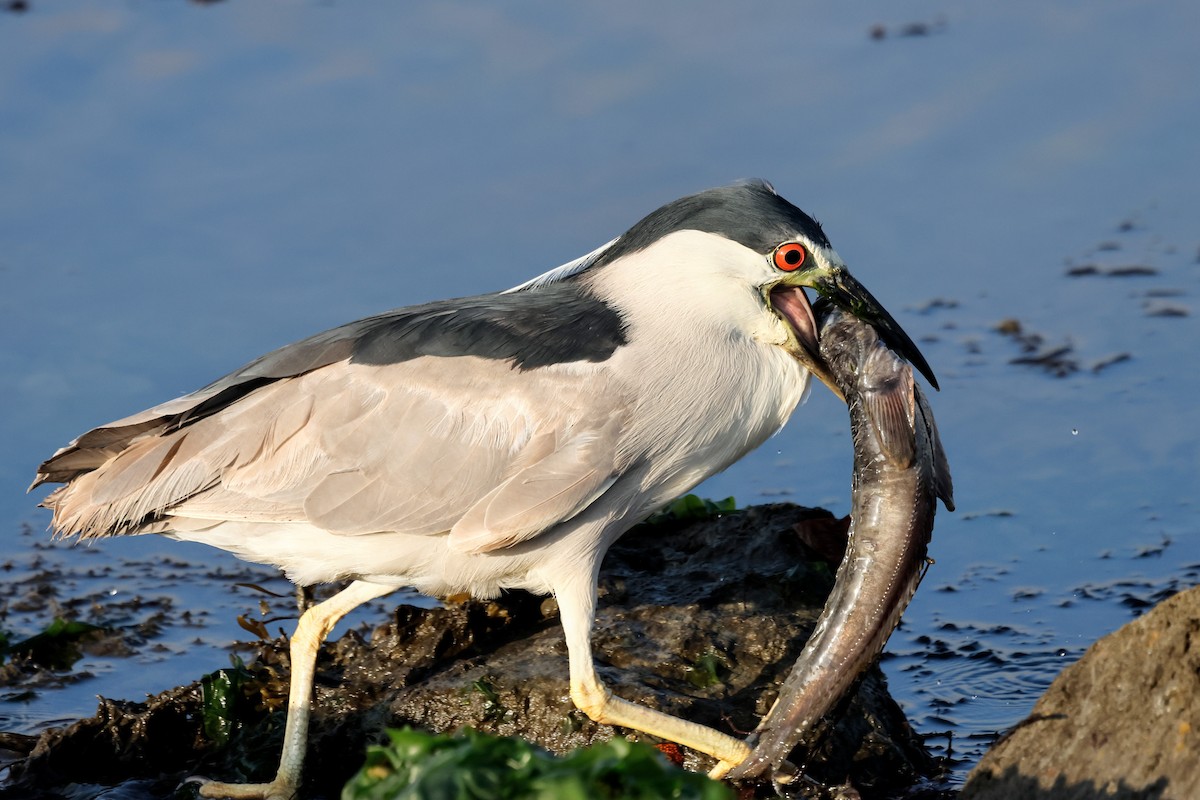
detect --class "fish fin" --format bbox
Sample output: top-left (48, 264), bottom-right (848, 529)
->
top-left (864, 361), bottom-right (917, 468)
top-left (915, 385), bottom-right (955, 511)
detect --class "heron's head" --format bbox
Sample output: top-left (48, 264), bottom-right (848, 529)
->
top-left (759, 227), bottom-right (939, 398)
top-left (509, 181), bottom-right (936, 395)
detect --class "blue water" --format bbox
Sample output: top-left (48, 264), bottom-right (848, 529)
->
top-left (2, 1), bottom-right (1197, 788)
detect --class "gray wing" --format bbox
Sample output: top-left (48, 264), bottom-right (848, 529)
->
top-left (40, 356), bottom-right (628, 554)
top-left (33, 283), bottom-right (627, 492)
top-left (36, 283), bottom-right (634, 552)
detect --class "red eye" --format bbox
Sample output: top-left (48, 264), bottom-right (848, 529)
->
top-left (773, 242), bottom-right (807, 272)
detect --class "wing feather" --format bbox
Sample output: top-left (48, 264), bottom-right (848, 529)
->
top-left (448, 415), bottom-right (622, 554)
top-left (41, 344), bottom-right (630, 549)
top-left (160, 357), bottom-right (630, 548)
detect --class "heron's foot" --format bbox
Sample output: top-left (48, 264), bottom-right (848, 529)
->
top-left (570, 680), bottom-right (751, 767)
top-left (714, 757), bottom-right (800, 784)
top-left (186, 775), bottom-right (297, 800)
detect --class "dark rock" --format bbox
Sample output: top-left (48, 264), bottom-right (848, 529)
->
top-left (3, 504), bottom-right (942, 799)
top-left (962, 585), bottom-right (1200, 800)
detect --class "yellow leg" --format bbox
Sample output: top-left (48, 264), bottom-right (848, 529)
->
top-left (707, 759), bottom-right (741, 779)
top-left (193, 580), bottom-right (395, 800)
top-left (556, 580), bottom-right (751, 770)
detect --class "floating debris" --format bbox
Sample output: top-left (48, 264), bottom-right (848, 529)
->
top-left (1090, 352), bottom-right (1132, 374)
top-left (993, 319), bottom-right (1022, 336)
top-left (1109, 265), bottom-right (1159, 276)
top-left (1010, 345), bottom-right (1077, 377)
top-left (1065, 264), bottom-right (1158, 277)
top-left (899, 21), bottom-right (938, 36)
top-left (913, 297), bottom-right (960, 315)
top-left (960, 509), bottom-right (1016, 521)
top-left (993, 318), bottom-right (1141, 377)
top-left (868, 17), bottom-right (947, 40)
top-left (1072, 566), bottom-right (1198, 618)
top-left (1143, 301), bottom-right (1190, 318)
top-left (1134, 537), bottom-right (1170, 559)
top-left (995, 319), bottom-right (1079, 376)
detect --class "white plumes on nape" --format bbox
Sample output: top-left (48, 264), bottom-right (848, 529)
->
top-left (504, 237), bottom-right (619, 293)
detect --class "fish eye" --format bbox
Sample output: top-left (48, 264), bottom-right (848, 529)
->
top-left (772, 242), bottom-right (808, 272)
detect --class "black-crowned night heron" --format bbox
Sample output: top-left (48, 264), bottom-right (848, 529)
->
top-left (32, 181), bottom-right (934, 799)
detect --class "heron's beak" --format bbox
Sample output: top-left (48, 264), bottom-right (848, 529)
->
top-left (810, 269), bottom-right (938, 391)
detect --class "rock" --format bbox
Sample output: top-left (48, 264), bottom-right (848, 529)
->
top-left (3, 504), bottom-right (942, 799)
top-left (961, 585), bottom-right (1200, 800)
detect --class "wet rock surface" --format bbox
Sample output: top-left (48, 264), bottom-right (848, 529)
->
top-left (961, 584), bottom-right (1200, 800)
top-left (2, 504), bottom-right (943, 799)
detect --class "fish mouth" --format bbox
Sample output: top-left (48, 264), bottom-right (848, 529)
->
top-left (769, 285), bottom-right (841, 398)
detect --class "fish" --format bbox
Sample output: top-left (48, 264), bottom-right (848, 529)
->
top-left (725, 299), bottom-right (954, 781)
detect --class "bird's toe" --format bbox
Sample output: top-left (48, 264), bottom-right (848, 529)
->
top-left (185, 775), bottom-right (297, 800)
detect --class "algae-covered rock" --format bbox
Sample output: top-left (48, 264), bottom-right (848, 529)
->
top-left (3, 504), bottom-right (941, 799)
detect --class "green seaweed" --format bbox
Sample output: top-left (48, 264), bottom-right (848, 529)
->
top-left (685, 650), bottom-right (728, 690)
top-left (645, 495), bottom-right (737, 526)
top-left (0, 617), bottom-right (103, 670)
top-left (342, 727), bottom-right (732, 800)
top-left (200, 659), bottom-right (253, 747)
